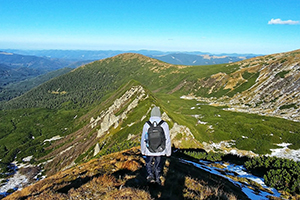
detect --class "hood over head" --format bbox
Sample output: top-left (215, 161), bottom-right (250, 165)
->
top-left (151, 106), bottom-right (161, 117)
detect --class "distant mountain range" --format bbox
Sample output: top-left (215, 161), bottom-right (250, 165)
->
top-left (0, 51), bottom-right (72, 71)
top-left (151, 53), bottom-right (254, 65)
top-left (0, 51), bottom-right (72, 85)
top-left (1, 49), bottom-right (260, 65)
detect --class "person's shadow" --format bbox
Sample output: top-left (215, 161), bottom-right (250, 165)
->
top-left (158, 156), bottom-right (185, 200)
top-left (119, 155), bottom-right (185, 200)
top-left (113, 148), bottom-right (250, 200)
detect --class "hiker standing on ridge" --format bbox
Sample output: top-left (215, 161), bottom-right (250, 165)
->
top-left (141, 106), bottom-right (171, 185)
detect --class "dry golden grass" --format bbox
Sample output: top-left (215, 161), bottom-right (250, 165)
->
top-left (183, 176), bottom-right (238, 200)
top-left (4, 147), bottom-right (246, 200)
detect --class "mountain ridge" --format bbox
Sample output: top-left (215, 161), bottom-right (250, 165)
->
top-left (3, 147), bottom-right (249, 200)
top-left (1, 49), bottom-right (300, 199)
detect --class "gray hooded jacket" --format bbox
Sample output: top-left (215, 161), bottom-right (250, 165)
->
top-left (140, 107), bottom-right (171, 157)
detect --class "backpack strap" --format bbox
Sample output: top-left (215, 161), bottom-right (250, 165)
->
top-left (146, 121), bottom-right (153, 127)
top-left (158, 120), bottom-right (165, 126)
top-left (147, 120), bottom-right (165, 127)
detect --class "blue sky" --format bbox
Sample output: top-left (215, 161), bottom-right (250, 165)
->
top-left (0, 0), bottom-right (299, 54)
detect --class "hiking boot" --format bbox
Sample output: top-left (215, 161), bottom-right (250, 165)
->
top-left (156, 178), bottom-right (162, 186)
top-left (146, 176), bottom-right (155, 183)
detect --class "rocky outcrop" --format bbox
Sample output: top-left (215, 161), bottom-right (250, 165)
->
top-left (228, 57), bottom-right (300, 121)
top-left (40, 85), bottom-right (148, 177)
top-left (89, 85), bottom-right (148, 138)
top-left (170, 123), bottom-right (194, 140)
top-left (169, 122), bottom-right (202, 148)
top-left (183, 50), bottom-right (300, 122)
top-left (93, 143), bottom-right (100, 156)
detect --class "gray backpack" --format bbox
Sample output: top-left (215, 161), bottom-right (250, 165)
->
top-left (146, 120), bottom-right (166, 153)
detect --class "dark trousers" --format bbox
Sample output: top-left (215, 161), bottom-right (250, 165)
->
top-left (145, 156), bottom-right (162, 180)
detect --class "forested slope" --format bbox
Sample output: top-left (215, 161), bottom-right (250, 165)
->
top-left (0, 68), bottom-right (72, 102)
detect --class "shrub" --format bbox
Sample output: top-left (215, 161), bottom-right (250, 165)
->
top-left (183, 150), bottom-right (223, 162)
top-left (245, 156), bottom-right (300, 194)
top-left (279, 104), bottom-right (297, 110)
top-left (275, 70), bottom-right (290, 78)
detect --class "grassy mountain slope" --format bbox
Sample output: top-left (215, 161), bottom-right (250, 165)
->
top-left (1, 52), bottom-right (300, 167)
top-left (1, 51), bottom-right (300, 197)
top-left (1, 53), bottom-right (180, 109)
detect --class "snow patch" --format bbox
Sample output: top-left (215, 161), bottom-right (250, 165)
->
top-left (276, 142), bottom-right (291, 147)
top-left (0, 162), bottom-right (42, 197)
top-left (198, 120), bottom-right (207, 125)
top-left (22, 156), bottom-right (33, 162)
top-left (59, 145), bottom-right (73, 155)
top-left (43, 135), bottom-right (62, 143)
top-left (191, 115), bottom-right (208, 125)
top-left (267, 143), bottom-right (300, 161)
top-left (180, 95), bottom-right (194, 100)
top-left (127, 122), bottom-right (135, 127)
top-left (0, 171), bottom-right (27, 194)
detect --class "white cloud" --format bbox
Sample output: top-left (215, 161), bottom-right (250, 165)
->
top-left (268, 18), bottom-right (299, 25)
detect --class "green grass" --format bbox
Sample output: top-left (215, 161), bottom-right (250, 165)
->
top-left (156, 93), bottom-right (300, 154)
top-left (1, 53), bottom-right (300, 176)
top-left (198, 104), bottom-right (300, 153)
top-left (156, 93), bottom-right (210, 142)
top-left (227, 72), bottom-right (259, 97)
top-left (184, 64), bottom-right (240, 79)
top-left (279, 103), bottom-right (297, 110)
top-left (276, 70), bottom-right (290, 78)
top-left (0, 107), bottom-right (86, 166)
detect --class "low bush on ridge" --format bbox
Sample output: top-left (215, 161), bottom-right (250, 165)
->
top-left (184, 149), bottom-right (300, 195)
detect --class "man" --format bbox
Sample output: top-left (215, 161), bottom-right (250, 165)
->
top-left (140, 106), bottom-right (171, 185)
